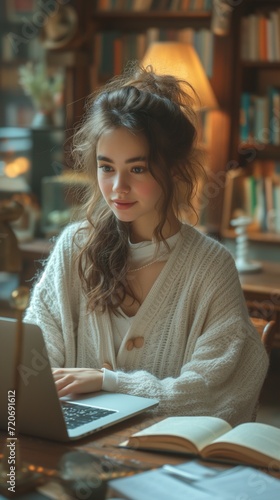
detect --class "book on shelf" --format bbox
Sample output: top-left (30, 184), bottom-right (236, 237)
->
top-left (95, 0), bottom-right (212, 12)
top-left (120, 416), bottom-right (280, 468)
top-left (239, 89), bottom-right (280, 145)
top-left (241, 8), bottom-right (280, 63)
top-left (271, 9), bottom-right (280, 61)
top-left (268, 86), bottom-right (280, 146)
top-left (253, 95), bottom-right (269, 145)
top-left (273, 184), bottom-right (280, 233)
top-left (265, 175), bottom-right (274, 215)
top-left (259, 13), bottom-right (268, 62)
top-left (243, 175), bottom-right (258, 221)
top-left (133, 0), bottom-right (153, 11)
top-left (240, 92), bottom-right (253, 142)
top-left (255, 176), bottom-right (267, 231)
top-left (5, 0), bottom-right (36, 22)
top-left (170, 0), bottom-right (181, 10)
top-left (240, 16), bottom-right (250, 61)
top-left (234, 161), bottom-right (280, 233)
top-left (247, 13), bottom-right (259, 62)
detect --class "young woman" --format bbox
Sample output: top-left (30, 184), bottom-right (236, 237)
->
top-left (25, 63), bottom-right (268, 426)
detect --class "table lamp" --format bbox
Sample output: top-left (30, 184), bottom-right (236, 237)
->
top-left (141, 42), bottom-right (217, 224)
top-left (141, 42), bottom-right (218, 110)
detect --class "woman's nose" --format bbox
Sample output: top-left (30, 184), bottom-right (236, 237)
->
top-left (113, 174), bottom-right (130, 193)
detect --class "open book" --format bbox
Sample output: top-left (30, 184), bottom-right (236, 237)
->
top-left (121, 416), bottom-right (280, 468)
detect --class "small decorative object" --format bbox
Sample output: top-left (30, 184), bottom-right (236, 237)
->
top-left (231, 216), bottom-right (262, 273)
top-left (211, 0), bottom-right (233, 36)
top-left (40, 4), bottom-right (78, 49)
top-left (11, 194), bottom-right (40, 242)
top-left (18, 62), bottom-right (63, 127)
top-left (266, 208), bottom-right (280, 234)
top-left (0, 200), bottom-right (23, 273)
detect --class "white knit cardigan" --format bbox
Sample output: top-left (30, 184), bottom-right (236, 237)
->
top-left (25, 223), bottom-right (269, 426)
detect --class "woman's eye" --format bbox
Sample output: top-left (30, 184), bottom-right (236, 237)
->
top-left (132, 166), bottom-right (145, 174)
top-left (99, 165), bottom-right (113, 172)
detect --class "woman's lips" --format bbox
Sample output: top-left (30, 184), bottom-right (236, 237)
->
top-left (112, 200), bottom-right (137, 210)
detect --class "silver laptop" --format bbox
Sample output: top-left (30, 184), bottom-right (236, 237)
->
top-left (0, 318), bottom-right (158, 442)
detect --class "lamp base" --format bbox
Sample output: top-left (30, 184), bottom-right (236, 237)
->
top-left (235, 259), bottom-right (263, 274)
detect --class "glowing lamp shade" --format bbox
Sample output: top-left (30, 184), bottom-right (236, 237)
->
top-left (141, 42), bottom-right (218, 110)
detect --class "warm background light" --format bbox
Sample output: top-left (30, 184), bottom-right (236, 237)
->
top-left (141, 42), bottom-right (218, 110)
top-left (4, 157), bottom-right (30, 178)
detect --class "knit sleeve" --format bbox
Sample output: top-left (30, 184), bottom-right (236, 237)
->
top-left (115, 250), bottom-right (269, 427)
top-left (116, 333), bottom-right (268, 429)
top-left (24, 224), bottom-right (80, 367)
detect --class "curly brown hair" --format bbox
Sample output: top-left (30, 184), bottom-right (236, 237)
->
top-left (71, 62), bottom-right (205, 314)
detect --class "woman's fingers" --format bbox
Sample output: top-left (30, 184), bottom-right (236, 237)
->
top-left (52, 368), bottom-right (103, 396)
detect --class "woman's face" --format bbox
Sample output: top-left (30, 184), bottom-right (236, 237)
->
top-left (96, 127), bottom-right (164, 241)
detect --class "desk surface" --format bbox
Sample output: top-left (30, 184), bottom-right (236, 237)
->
top-left (0, 415), bottom-right (183, 472)
top-left (238, 261), bottom-right (280, 296)
top-left (1, 413), bottom-right (280, 499)
top-left (0, 414), bottom-right (195, 499)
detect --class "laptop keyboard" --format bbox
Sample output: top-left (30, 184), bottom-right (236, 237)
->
top-left (62, 402), bottom-right (117, 430)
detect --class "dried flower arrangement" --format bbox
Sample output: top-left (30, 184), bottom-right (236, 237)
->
top-left (18, 62), bottom-right (64, 114)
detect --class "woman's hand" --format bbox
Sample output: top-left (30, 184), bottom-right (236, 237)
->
top-left (52, 368), bottom-right (104, 397)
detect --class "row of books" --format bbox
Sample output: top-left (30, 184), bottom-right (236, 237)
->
top-left (96, 0), bottom-right (212, 12)
top-left (1, 100), bottom-right (34, 127)
top-left (95, 27), bottom-right (213, 81)
top-left (0, 32), bottom-right (44, 62)
top-left (3, 0), bottom-right (37, 22)
top-left (241, 169), bottom-right (280, 234)
top-left (241, 10), bottom-right (280, 62)
top-left (240, 88), bottom-right (280, 146)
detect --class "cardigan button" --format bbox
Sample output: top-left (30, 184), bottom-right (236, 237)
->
top-left (126, 339), bottom-right (134, 351)
top-left (134, 336), bottom-right (144, 348)
top-left (126, 337), bottom-right (144, 351)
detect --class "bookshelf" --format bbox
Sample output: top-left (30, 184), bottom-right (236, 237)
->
top-left (1, 1), bottom-right (234, 234)
top-left (222, 0), bottom-right (280, 246)
top-left (0, 0), bottom-right (46, 127)
top-left (91, 9), bottom-right (214, 86)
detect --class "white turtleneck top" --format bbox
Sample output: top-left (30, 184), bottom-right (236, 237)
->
top-left (106, 232), bottom-right (180, 390)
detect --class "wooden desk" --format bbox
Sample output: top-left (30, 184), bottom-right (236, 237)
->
top-left (0, 414), bottom-right (199, 499)
top-left (1, 413), bottom-right (280, 499)
top-left (1, 415), bottom-right (183, 472)
top-left (238, 261), bottom-right (280, 348)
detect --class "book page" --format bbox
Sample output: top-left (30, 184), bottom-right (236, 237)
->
top-left (127, 416), bottom-right (232, 454)
top-left (109, 466), bottom-right (224, 500)
top-left (202, 422), bottom-right (280, 465)
top-left (196, 465), bottom-right (280, 500)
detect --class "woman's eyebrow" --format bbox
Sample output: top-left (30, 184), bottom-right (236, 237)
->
top-left (97, 155), bottom-right (113, 163)
top-left (125, 156), bottom-right (147, 163)
top-left (97, 155), bottom-right (147, 163)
